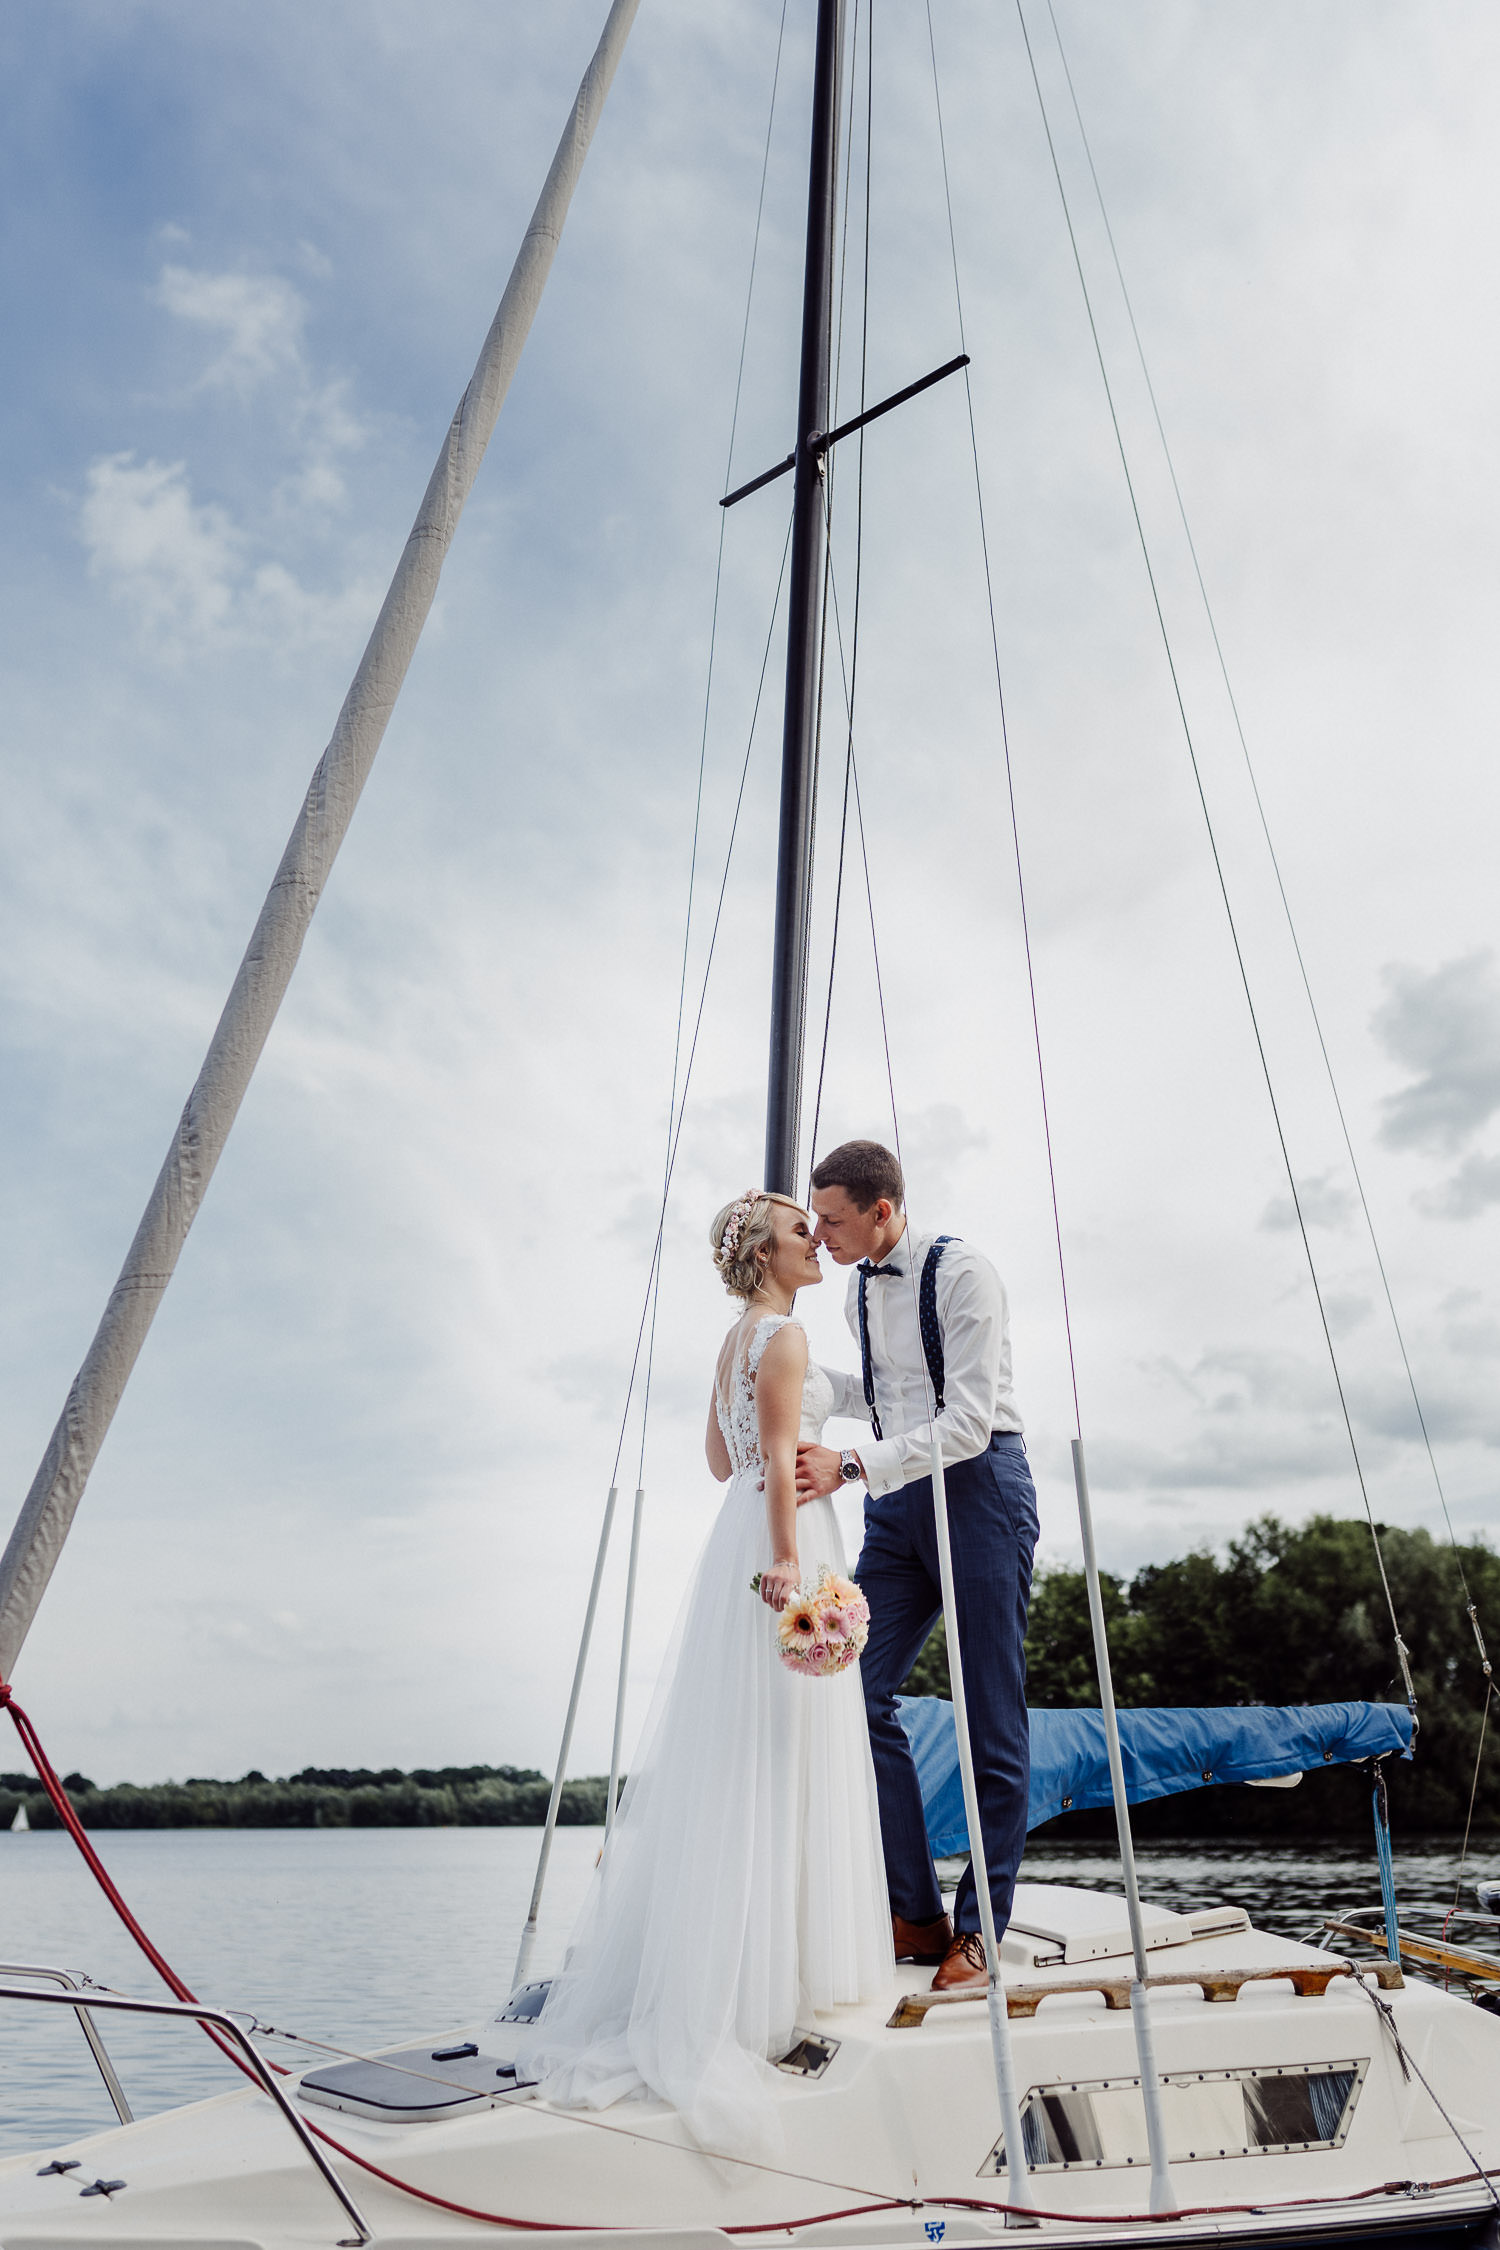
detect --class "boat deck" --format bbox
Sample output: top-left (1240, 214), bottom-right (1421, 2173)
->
top-left (3, 1894), bottom-right (1498, 2249)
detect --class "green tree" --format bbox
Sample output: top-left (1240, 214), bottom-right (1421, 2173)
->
top-left (900, 1515), bottom-right (1500, 1835)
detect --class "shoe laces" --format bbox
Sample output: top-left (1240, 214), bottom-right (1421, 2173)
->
top-left (954, 1931), bottom-right (986, 1970)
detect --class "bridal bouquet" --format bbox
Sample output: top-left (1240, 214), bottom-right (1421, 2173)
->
top-left (751, 1568), bottom-right (871, 1677)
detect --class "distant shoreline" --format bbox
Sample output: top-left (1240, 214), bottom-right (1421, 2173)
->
top-left (1, 1763), bottom-right (610, 1831)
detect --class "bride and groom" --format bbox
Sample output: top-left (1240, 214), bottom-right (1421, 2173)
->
top-left (514, 1139), bottom-right (1039, 2159)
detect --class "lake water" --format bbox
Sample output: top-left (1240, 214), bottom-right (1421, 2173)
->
top-left (1, 1827), bottom-right (1492, 2154)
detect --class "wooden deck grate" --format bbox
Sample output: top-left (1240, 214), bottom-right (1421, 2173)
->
top-left (886, 1957), bottom-right (1402, 2030)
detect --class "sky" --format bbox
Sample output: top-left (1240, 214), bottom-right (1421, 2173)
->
top-left (1, 1), bottom-right (1498, 1788)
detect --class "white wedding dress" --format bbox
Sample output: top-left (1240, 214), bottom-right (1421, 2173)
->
top-left (512, 1313), bottom-right (892, 2161)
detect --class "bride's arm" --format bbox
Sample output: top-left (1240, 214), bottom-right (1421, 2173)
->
top-left (705, 1391), bottom-right (732, 1481)
top-left (754, 1324), bottom-right (807, 1610)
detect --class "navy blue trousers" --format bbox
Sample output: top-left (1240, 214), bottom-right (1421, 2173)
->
top-left (855, 1433), bottom-right (1038, 1936)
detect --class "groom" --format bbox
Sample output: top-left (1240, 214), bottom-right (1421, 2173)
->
top-left (795, 1139), bottom-right (1038, 1993)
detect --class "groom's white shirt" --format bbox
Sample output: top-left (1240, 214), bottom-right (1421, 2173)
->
top-left (821, 1227), bottom-right (1023, 1498)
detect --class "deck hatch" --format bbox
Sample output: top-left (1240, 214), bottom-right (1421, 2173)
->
top-left (497, 1980), bottom-right (552, 2024)
top-left (980, 2058), bottom-right (1367, 2173)
top-left (775, 2033), bottom-right (839, 2078)
top-left (298, 2041), bottom-right (537, 2121)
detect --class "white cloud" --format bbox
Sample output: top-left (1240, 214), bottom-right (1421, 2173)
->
top-left (890, 1102), bottom-right (990, 1197)
top-left (1260, 1171), bottom-right (1357, 1232)
top-left (154, 263), bottom-right (307, 391)
top-left (79, 452), bottom-right (239, 640)
top-left (75, 256), bottom-right (378, 650)
top-left (1374, 951), bottom-right (1500, 1153)
top-left (1416, 1151), bottom-right (1500, 1219)
top-left (77, 449), bottom-right (380, 655)
top-left (150, 260), bottom-right (368, 514)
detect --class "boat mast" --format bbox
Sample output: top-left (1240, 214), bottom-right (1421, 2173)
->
top-left (764, 0), bottom-right (844, 1197)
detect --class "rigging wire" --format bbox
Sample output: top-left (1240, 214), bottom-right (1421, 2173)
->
top-left (784, 0), bottom-right (866, 1192)
top-left (631, 0), bottom-right (791, 1488)
top-left (809, 0), bottom-right (875, 1180)
top-left (601, 509), bottom-right (795, 1501)
top-left (1010, 0), bottom-right (1415, 1705)
top-left (533, 5), bottom-right (797, 1895)
top-left (1041, 0), bottom-right (1490, 1705)
top-left (519, 501), bottom-right (794, 1938)
top-left (805, 475), bottom-right (895, 1208)
top-left (1448, 1683), bottom-right (1496, 1922)
top-left (923, 0), bottom-right (1086, 1436)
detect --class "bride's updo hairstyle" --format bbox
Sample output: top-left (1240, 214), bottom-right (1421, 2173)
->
top-left (710, 1189), bottom-right (804, 1302)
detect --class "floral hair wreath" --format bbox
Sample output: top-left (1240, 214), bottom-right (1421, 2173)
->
top-left (715, 1192), bottom-right (762, 1269)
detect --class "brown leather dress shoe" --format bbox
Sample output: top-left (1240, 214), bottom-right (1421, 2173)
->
top-left (931, 1930), bottom-right (988, 1990)
top-left (891, 1911), bottom-right (953, 1965)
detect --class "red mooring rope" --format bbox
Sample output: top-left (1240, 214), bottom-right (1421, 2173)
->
top-left (7, 1679), bottom-right (1499, 2235)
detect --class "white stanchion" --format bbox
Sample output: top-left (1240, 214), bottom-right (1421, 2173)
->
top-left (513, 1484), bottom-right (619, 1993)
top-left (1072, 1437), bottom-right (1177, 2215)
top-left (929, 1435), bottom-right (1038, 2221)
top-left (606, 1485), bottom-right (646, 1835)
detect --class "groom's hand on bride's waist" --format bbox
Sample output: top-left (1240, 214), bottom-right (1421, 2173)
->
top-left (795, 1442), bottom-right (854, 1501)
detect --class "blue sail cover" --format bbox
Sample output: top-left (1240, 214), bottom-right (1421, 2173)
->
top-left (896, 1698), bottom-right (1415, 1858)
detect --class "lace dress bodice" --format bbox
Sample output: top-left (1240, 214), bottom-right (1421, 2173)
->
top-left (716, 1314), bottom-right (833, 1476)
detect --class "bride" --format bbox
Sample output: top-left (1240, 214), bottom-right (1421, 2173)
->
top-left (513, 1189), bottom-right (892, 2160)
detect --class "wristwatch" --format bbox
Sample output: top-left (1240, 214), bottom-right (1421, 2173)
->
top-left (838, 1449), bottom-right (864, 1484)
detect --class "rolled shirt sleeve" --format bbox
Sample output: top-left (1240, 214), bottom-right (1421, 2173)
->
top-left (819, 1364), bottom-right (873, 1425)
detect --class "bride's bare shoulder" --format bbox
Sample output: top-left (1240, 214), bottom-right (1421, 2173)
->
top-left (753, 1317), bottom-right (808, 1376)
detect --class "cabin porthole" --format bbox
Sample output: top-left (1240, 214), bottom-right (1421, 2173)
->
top-left (979, 2060), bottom-right (1367, 2177)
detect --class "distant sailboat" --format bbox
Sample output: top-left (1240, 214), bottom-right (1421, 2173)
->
top-left (9, 1799), bottom-right (29, 1831)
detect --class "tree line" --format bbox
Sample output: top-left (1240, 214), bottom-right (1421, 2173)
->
top-left (4, 1516), bottom-right (1495, 1837)
top-left (0, 1762), bottom-right (609, 1833)
top-left (903, 1513), bottom-right (1500, 1835)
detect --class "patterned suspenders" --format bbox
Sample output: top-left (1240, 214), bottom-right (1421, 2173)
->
top-left (857, 1236), bottom-right (958, 1441)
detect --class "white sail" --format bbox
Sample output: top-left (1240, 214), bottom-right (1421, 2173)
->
top-left (9, 1800), bottom-right (29, 1832)
top-left (0, 0), bottom-right (640, 1681)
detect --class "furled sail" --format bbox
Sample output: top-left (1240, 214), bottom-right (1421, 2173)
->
top-left (0, 0), bottom-right (640, 1679)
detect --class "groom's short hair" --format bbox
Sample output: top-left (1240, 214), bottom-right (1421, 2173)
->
top-left (810, 1139), bottom-right (904, 1213)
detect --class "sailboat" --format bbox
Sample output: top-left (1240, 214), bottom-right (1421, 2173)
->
top-left (3, 2), bottom-right (1500, 2243)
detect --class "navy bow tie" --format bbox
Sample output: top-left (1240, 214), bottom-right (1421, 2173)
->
top-left (858, 1259), bottom-right (903, 1277)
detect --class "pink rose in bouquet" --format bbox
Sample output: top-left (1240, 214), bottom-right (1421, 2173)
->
top-left (751, 1566), bottom-right (870, 1677)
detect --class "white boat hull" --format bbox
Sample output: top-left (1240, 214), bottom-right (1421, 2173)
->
top-left (4, 1918), bottom-right (1499, 2249)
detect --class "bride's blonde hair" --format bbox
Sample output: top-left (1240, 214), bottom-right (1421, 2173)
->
top-left (710, 1189), bottom-right (806, 1302)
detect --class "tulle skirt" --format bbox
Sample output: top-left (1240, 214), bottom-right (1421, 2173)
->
top-left (512, 1474), bottom-right (892, 2160)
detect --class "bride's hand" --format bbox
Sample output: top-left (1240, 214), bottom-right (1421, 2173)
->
top-left (760, 1558), bottom-right (799, 1611)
